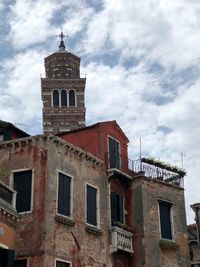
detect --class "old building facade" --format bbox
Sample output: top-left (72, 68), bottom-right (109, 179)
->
top-left (0, 32), bottom-right (190, 266)
top-left (0, 120), bottom-right (190, 267)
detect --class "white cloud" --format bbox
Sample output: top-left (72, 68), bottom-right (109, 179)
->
top-left (80, 0), bottom-right (200, 71)
top-left (9, 0), bottom-right (60, 49)
top-left (0, 0), bottom-right (199, 224)
top-left (0, 49), bottom-right (44, 132)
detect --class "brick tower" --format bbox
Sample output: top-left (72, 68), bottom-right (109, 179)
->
top-left (41, 30), bottom-right (86, 134)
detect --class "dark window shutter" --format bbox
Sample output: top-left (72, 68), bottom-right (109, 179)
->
top-left (111, 192), bottom-right (124, 225)
top-left (108, 137), bottom-right (120, 169)
top-left (118, 195), bottom-right (124, 223)
top-left (14, 259), bottom-right (27, 267)
top-left (111, 192), bottom-right (117, 225)
top-left (58, 173), bottom-right (71, 216)
top-left (159, 201), bottom-right (172, 239)
top-left (69, 90), bottom-right (75, 107)
top-left (56, 261), bottom-right (70, 267)
top-left (61, 90), bottom-right (67, 106)
top-left (53, 90), bottom-right (59, 107)
top-left (87, 185), bottom-right (97, 226)
top-left (7, 250), bottom-right (15, 267)
top-left (0, 248), bottom-right (14, 267)
top-left (14, 170), bottom-right (32, 212)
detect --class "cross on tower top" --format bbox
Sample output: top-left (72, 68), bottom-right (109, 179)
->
top-left (57, 28), bottom-right (68, 51)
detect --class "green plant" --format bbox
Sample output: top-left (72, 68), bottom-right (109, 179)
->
top-left (159, 239), bottom-right (178, 250)
top-left (0, 169), bottom-right (8, 178)
top-left (114, 221), bottom-right (135, 233)
top-left (141, 157), bottom-right (186, 176)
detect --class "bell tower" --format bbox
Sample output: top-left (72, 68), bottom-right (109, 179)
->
top-left (41, 30), bottom-right (86, 134)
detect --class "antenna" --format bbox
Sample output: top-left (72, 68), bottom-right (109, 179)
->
top-left (139, 137), bottom-right (142, 171)
top-left (181, 152), bottom-right (185, 169)
top-left (139, 137), bottom-right (142, 159)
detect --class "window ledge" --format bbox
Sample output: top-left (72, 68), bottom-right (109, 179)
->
top-left (159, 239), bottom-right (178, 250)
top-left (55, 214), bottom-right (75, 226)
top-left (85, 225), bottom-right (102, 236)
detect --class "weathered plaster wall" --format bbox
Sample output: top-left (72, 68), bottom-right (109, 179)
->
top-left (44, 139), bottom-right (109, 267)
top-left (131, 176), bottom-right (190, 267)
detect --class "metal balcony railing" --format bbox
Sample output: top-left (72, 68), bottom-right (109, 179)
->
top-left (110, 226), bottom-right (133, 253)
top-left (106, 152), bottom-right (185, 187)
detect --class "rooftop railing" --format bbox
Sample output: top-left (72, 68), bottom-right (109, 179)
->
top-left (106, 152), bottom-right (186, 187)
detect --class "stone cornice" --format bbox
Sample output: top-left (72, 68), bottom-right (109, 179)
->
top-left (47, 134), bottom-right (103, 167)
top-left (0, 134), bottom-right (103, 167)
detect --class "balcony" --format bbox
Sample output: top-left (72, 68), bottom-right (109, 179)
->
top-left (110, 226), bottom-right (133, 254)
top-left (0, 182), bottom-right (16, 210)
top-left (106, 152), bottom-right (186, 187)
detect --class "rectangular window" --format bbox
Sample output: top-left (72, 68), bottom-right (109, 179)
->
top-left (14, 259), bottom-right (27, 267)
top-left (56, 260), bottom-right (70, 267)
top-left (0, 248), bottom-right (15, 267)
top-left (57, 172), bottom-right (71, 217)
top-left (159, 201), bottom-right (172, 240)
top-left (111, 192), bottom-right (124, 225)
top-left (108, 137), bottom-right (120, 169)
top-left (13, 170), bottom-right (32, 213)
top-left (86, 184), bottom-right (98, 227)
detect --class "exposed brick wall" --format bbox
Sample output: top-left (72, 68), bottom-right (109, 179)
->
top-left (131, 176), bottom-right (190, 267)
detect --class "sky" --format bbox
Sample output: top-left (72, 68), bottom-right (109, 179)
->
top-left (0, 0), bottom-right (200, 224)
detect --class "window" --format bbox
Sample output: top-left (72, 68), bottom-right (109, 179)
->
top-left (56, 260), bottom-right (70, 267)
top-left (108, 137), bottom-right (120, 169)
top-left (57, 172), bottom-right (71, 217)
top-left (69, 90), bottom-right (75, 107)
top-left (53, 90), bottom-right (59, 107)
top-left (61, 90), bottom-right (67, 107)
top-left (14, 259), bottom-right (27, 267)
top-left (13, 170), bottom-right (32, 213)
top-left (86, 184), bottom-right (98, 227)
top-left (111, 192), bottom-right (124, 225)
top-left (159, 201), bottom-right (172, 240)
top-left (0, 248), bottom-right (15, 267)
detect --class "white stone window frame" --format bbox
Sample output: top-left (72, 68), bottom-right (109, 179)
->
top-left (54, 258), bottom-right (72, 267)
top-left (85, 182), bottom-right (100, 229)
top-left (14, 258), bottom-right (29, 267)
top-left (51, 89), bottom-right (77, 108)
top-left (158, 199), bottom-right (175, 241)
top-left (68, 89), bottom-right (77, 107)
top-left (56, 170), bottom-right (74, 220)
top-left (52, 89), bottom-right (61, 108)
top-left (10, 168), bottom-right (34, 215)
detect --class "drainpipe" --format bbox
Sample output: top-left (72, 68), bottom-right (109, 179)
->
top-left (195, 207), bottom-right (200, 245)
top-left (191, 204), bottom-right (200, 245)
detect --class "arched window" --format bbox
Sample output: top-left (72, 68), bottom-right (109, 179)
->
top-left (69, 90), bottom-right (75, 107)
top-left (61, 90), bottom-right (67, 107)
top-left (53, 90), bottom-right (59, 107)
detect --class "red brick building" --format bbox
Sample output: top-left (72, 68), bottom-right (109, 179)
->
top-left (0, 32), bottom-right (190, 266)
top-left (0, 120), bottom-right (190, 266)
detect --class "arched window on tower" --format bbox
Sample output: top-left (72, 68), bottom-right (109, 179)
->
top-left (69, 90), bottom-right (76, 107)
top-left (61, 89), bottom-right (67, 107)
top-left (53, 90), bottom-right (59, 107)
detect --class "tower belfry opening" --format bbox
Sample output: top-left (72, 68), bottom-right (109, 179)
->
top-left (41, 30), bottom-right (86, 134)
